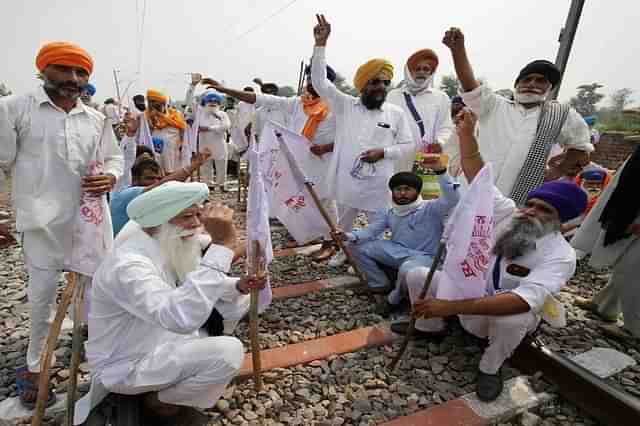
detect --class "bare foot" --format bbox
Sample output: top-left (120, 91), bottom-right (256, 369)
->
top-left (143, 392), bottom-right (181, 417)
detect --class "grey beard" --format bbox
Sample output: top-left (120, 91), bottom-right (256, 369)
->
top-left (493, 216), bottom-right (559, 260)
top-left (43, 77), bottom-right (81, 101)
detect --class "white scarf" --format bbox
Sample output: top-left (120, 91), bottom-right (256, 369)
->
top-left (391, 196), bottom-right (424, 217)
top-left (403, 64), bottom-right (433, 96)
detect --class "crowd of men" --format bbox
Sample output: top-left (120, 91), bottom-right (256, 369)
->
top-left (1, 13), bottom-right (639, 424)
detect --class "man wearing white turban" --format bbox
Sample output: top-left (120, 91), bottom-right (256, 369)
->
top-left (76, 182), bottom-right (265, 423)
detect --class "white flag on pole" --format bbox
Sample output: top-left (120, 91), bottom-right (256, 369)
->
top-left (258, 122), bottom-right (330, 244)
top-left (181, 105), bottom-right (201, 167)
top-left (65, 124), bottom-right (114, 276)
top-left (138, 113), bottom-right (154, 151)
top-left (247, 141), bottom-right (274, 311)
top-left (436, 164), bottom-right (495, 300)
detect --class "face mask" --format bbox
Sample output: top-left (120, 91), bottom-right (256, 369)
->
top-left (514, 88), bottom-right (550, 105)
top-left (206, 105), bottom-right (219, 112)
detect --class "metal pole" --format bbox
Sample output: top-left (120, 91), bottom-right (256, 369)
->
top-left (113, 69), bottom-right (123, 116)
top-left (551, 0), bottom-right (585, 100)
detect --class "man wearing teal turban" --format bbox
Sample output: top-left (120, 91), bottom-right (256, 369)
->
top-left (76, 182), bottom-right (265, 423)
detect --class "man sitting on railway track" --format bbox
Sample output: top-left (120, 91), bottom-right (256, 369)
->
top-left (333, 156), bottom-right (459, 296)
top-left (392, 109), bottom-right (587, 402)
top-left (76, 182), bottom-right (265, 424)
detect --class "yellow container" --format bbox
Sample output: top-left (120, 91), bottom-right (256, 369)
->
top-left (414, 153), bottom-right (449, 200)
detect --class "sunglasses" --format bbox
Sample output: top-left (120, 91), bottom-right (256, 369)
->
top-left (368, 79), bottom-right (392, 87)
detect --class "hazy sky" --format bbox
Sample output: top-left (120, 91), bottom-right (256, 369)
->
top-left (1, 0), bottom-right (638, 105)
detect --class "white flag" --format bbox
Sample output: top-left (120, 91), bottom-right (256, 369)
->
top-left (247, 141), bottom-right (274, 311)
top-left (65, 123), bottom-right (114, 276)
top-left (181, 105), bottom-right (201, 168)
top-left (258, 122), bottom-right (330, 244)
top-left (138, 113), bottom-right (154, 151)
top-left (436, 164), bottom-right (495, 300)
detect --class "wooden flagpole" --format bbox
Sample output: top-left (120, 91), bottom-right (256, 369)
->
top-left (32, 272), bottom-right (78, 426)
top-left (248, 241), bottom-right (264, 391)
top-left (388, 241), bottom-right (446, 370)
top-left (65, 277), bottom-right (86, 426)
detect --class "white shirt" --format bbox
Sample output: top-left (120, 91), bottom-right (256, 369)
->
top-left (199, 108), bottom-right (231, 160)
top-left (311, 46), bottom-right (415, 211)
top-left (459, 84), bottom-right (593, 195)
top-left (87, 227), bottom-right (243, 381)
top-left (488, 187), bottom-right (576, 316)
top-left (387, 87), bottom-right (453, 172)
top-left (255, 102), bottom-right (287, 138)
top-left (255, 93), bottom-right (336, 198)
top-left (0, 87), bottom-right (124, 268)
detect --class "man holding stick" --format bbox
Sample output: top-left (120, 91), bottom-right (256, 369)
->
top-left (0, 41), bottom-right (123, 408)
top-left (77, 182), bottom-right (265, 423)
top-left (394, 109), bottom-right (587, 402)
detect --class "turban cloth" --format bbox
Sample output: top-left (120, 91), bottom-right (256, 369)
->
top-left (527, 180), bottom-right (587, 223)
top-left (36, 41), bottom-right (94, 75)
top-left (353, 59), bottom-right (394, 92)
top-left (83, 83), bottom-right (96, 96)
top-left (407, 49), bottom-right (439, 73)
top-left (515, 59), bottom-right (561, 88)
top-left (127, 181), bottom-right (209, 228)
top-left (389, 172), bottom-right (423, 193)
top-left (305, 64), bottom-right (337, 82)
top-left (580, 169), bottom-right (607, 182)
top-left (201, 91), bottom-right (225, 105)
top-left (147, 89), bottom-right (168, 103)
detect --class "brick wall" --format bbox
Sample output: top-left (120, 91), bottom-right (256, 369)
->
top-left (590, 133), bottom-right (639, 170)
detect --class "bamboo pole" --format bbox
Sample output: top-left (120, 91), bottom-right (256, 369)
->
top-left (248, 241), bottom-right (264, 391)
top-left (303, 181), bottom-right (367, 285)
top-left (65, 278), bottom-right (86, 426)
top-left (388, 241), bottom-right (446, 370)
top-left (32, 272), bottom-right (78, 426)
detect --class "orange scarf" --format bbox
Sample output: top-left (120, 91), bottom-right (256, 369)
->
top-left (147, 108), bottom-right (187, 131)
top-left (301, 94), bottom-right (330, 140)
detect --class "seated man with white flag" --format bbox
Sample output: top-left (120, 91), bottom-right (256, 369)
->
top-left (392, 109), bottom-right (587, 402)
top-left (78, 182), bottom-right (265, 423)
top-left (334, 155), bottom-right (459, 296)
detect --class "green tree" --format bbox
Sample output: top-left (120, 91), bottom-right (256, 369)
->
top-left (610, 88), bottom-right (634, 113)
top-left (439, 74), bottom-right (460, 98)
top-left (569, 83), bottom-right (605, 117)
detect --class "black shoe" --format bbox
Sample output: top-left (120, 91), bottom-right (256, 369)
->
top-left (476, 369), bottom-right (503, 402)
top-left (390, 320), bottom-right (448, 340)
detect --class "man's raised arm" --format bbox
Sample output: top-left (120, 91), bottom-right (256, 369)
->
top-left (311, 14), bottom-right (348, 111)
top-left (201, 79), bottom-right (257, 105)
top-left (442, 28), bottom-right (480, 92)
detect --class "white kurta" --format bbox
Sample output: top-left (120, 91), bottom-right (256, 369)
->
top-left (76, 227), bottom-right (248, 422)
top-left (387, 87), bottom-right (453, 172)
top-left (255, 94), bottom-right (336, 199)
top-left (151, 125), bottom-right (182, 173)
top-left (450, 84), bottom-right (592, 195)
top-left (311, 47), bottom-right (415, 212)
top-left (255, 103), bottom-right (287, 138)
top-left (199, 109), bottom-right (231, 160)
top-left (0, 86), bottom-right (124, 269)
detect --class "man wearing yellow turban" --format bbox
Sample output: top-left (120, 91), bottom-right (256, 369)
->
top-left (2, 41), bottom-right (123, 408)
top-left (310, 14), bottom-right (414, 269)
top-left (130, 88), bottom-right (188, 173)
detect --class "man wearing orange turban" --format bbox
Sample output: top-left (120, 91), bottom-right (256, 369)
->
top-left (388, 48), bottom-right (453, 173)
top-left (310, 14), bottom-right (414, 270)
top-left (135, 88), bottom-right (188, 173)
top-left (2, 41), bottom-right (123, 408)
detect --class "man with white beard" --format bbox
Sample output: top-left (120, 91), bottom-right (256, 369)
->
top-left (392, 110), bottom-right (587, 402)
top-left (442, 28), bottom-right (593, 204)
top-left (77, 182), bottom-right (265, 423)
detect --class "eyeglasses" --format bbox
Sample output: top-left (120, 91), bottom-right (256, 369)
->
top-left (368, 79), bottom-right (392, 87)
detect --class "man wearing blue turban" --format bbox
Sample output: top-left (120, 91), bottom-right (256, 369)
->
top-left (198, 91), bottom-right (231, 191)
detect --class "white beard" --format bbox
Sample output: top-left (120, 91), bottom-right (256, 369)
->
top-left (156, 223), bottom-right (203, 283)
top-left (493, 214), bottom-right (559, 260)
top-left (514, 89), bottom-right (550, 105)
